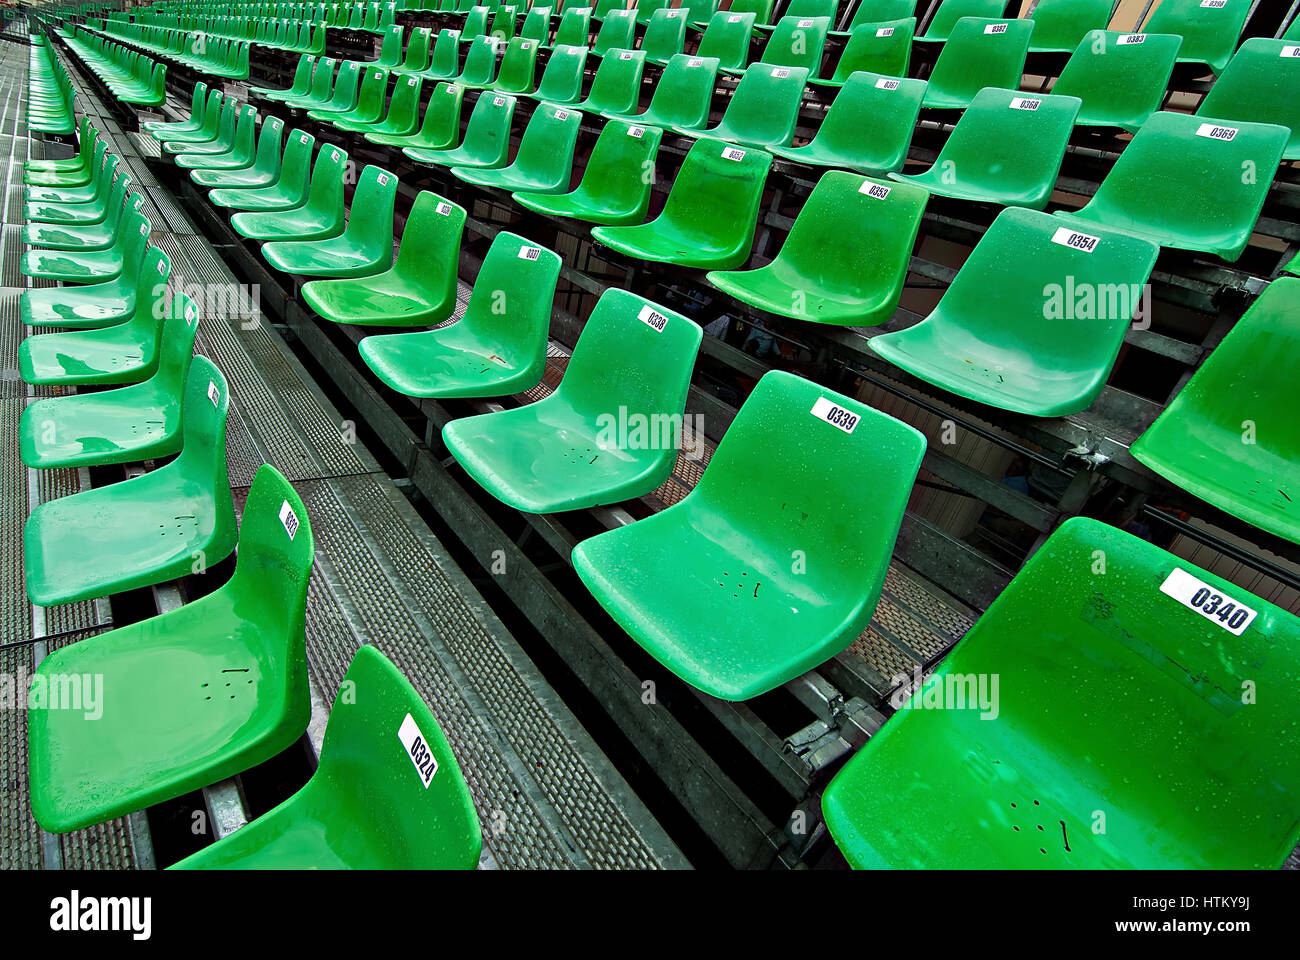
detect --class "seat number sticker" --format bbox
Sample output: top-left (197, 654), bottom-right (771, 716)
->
top-left (398, 713), bottom-right (438, 789)
top-left (331, 149), bottom-right (340, 162)
top-left (620, 50), bottom-right (634, 60)
top-left (728, 13), bottom-right (742, 21)
top-left (798, 18), bottom-right (814, 26)
top-left (876, 27), bottom-right (895, 37)
top-left (207, 380), bottom-right (220, 407)
top-left (157, 258), bottom-right (167, 275)
top-left (554, 109), bottom-right (569, 120)
top-left (772, 67), bottom-right (790, 78)
top-left (1200, 0), bottom-right (1226, 7)
top-left (1159, 568), bottom-right (1257, 635)
top-left (519, 246), bottom-right (541, 260)
top-left (436, 201), bottom-right (453, 215)
top-left (811, 397), bottom-right (859, 434)
top-left (494, 95), bottom-right (507, 105)
top-left (1196, 122), bottom-right (1238, 141)
top-left (638, 304), bottom-right (669, 332)
top-left (279, 500), bottom-right (299, 540)
top-left (1010, 97), bottom-right (1041, 110)
top-left (140, 222), bottom-right (150, 235)
top-left (860, 181), bottom-right (891, 199)
top-left (377, 173), bottom-right (389, 186)
top-left (666, 9), bottom-right (680, 16)
top-left (1116, 33), bottom-right (1145, 44)
top-left (722, 146), bottom-right (746, 161)
top-left (300, 132), bottom-right (310, 143)
top-left (689, 58), bottom-right (704, 67)
top-left (875, 77), bottom-right (900, 89)
top-left (985, 22), bottom-right (1008, 34)
top-left (1282, 46), bottom-right (1300, 58)
top-left (628, 125), bottom-right (645, 137)
top-left (1051, 227), bottom-right (1101, 252)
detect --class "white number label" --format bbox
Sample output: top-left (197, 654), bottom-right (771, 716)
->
top-left (1159, 568), bottom-right (1257, 635)
top-left (797, 18), bottom-right (813, 26)
top-left (627, 125), bottom-right (644, 137)
top-left (771, 67), bottom-right (790, 78)
top-left (811, 396), bottom-right (859, 434)
top-left (331, 149), bottom-right (340, 161)
top-left (554, 109), bottom-right (569, 120)
top-left (860, 181), bottom-right (891, 199)
top-left (376, 172), bottom-right (389, 185)
top-left (518, 245), bottom-right (541, 260)
top-left (436, 201), bottom-right (453, 215)
top-left (984, 22), bottom-right (1007, 34)
top-left (1051, 226), bottom-right (1100, 252)
top-left (397, 713), bottom-right (438, 788)
top-left (1200, 0), bottom-right (1227, 7)
top-left (140, 222), bottom-right (149, 235)
top-left (1196, 122), bottom-right (1238, 141)
top-left (494, 95), bottom-right (507, 105)
top-left (721, 146), bottom-right (746, 161)
top-left (728, 13), bottom-right (742, 21)
top-left (688, 58), bottom-right (704, 67)
top-left (300, 132), bottom-right (310, 142)
top-left (1116, 33), bottom-right (1145, 44)
top-left (620, 50), bottom-right (633, 60)
top-left (279, 500), bottom-right (299, 539)
top-left (207, 380), bottom-right (220, 407)
top-left (637, 303), bottom-right (668, 332)
top-left (1282, 46), bottom-right (1300, 58)
top-left (875, 26), bottom-right (894, 37)
top-left (875, 77), bottom-right (900, 90)
top-left (1010, 97), bottom-right (1041, 110)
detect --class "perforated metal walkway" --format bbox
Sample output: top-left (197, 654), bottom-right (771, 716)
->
top-left (0, 27), bottom-right (685, 870)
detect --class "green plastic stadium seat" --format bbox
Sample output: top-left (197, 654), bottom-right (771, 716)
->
top-left (376, 25), bottom-right (404, 67)
top-left (209, 129), bottom-right (317, 210)
top-left (23, 356), bottom-right (237, 610)
top-left (696, 10), bottom-right (755, 70)
top-left (24, 137), bottom-right (108, 202)
top-left (673, 63), bottom-right (807, 149)
top-left (642, 8), bottom-right (689, 65)
top-left (822, 516), bottom-right (1300, 869)
top-left (707, 171), bottom-right (926, 326)
top-left (162, 99), bottom-right (240, 157)
top-left (21, 191), bottom-right (142, 285)
top-left (142, 82), bottom-right (209, 136)
top-left (25, 118), bottom-right (98, 186)
top-left (451, 102), bottom-right (581, 193)
top-left (231, 144), bottom-right (349, 241)
top-left (575, 48), bottom-right (646, 114)
top-left (252, 55), bottom-right (315, 100)
top-left (519, 7), bottom-right (552, 43)
top-left (591, 9), bottom-right (636, 56)
top-left (24, 154), bottom-right (118, 225)
top-left (813, 18), bottom-right (915, 85)
top-left (1026, 0), bottom-right (1110, 53)
top-left (573, 369), bottom-right (924, 700)
top-left (526, 43), bottom-right (588, 102)
top-left (22, 172), bottom-right (137, 251)
top-left (456, 36), bottom-right (502, 86)
top-left (368, 81), bottom-right (465, 148)
top-left (773, 72), bottom-right (924, 175)
top-left (335, 73), bottom-right (421, 134)
top-left (304, 192), bottom-right (466, 326)
top-left (405, 92), bottom-right (515, 168)
top-left (262, 165), bottom-right (397, 278)
top-left (488, 36), bottom-right (541, 93)
top-left (698, 0), bottom-right (773, 30)
top-left (192, 117), bottom-right (286, 188)
top-left (831, 0), bottom-right (917, 37)
top-left (1132, 278), bottom-right (1300, 544)
top-left (514, 119), bottom-right (663, 225)
top-left (176, 104), bottom-right (260, 170)
top-left (892, 87), bottom-right (1079, 207)
top-left (360, 232), bottom-right (560, 394)
top-left (419, 29), bottom-right (464, 80)
top-left (489, 4), bottom-right (520, 42)
top-left (1053, 111), bottom-right (1289, 261)
top-left (279, 56), bottom-right (338, 108)
top-left (170, 645), bottom-right (481, 870)
top-left (593, 138), bottom-right (771, 269)
top-left (393, 26), bottom-right (434, 76)
top-left (19, 214), bottom-right (151, 329)
top-left (922, 17), bottom-right (1034, 109)
top-left (153, 89), bottom-right (225, 147)
top-left (601, 54), bottom-right (719, 130)
top-left (868, 207), bottom-right (1159, 416)
top-left (1142, 0), bottom-right (1250, 75)
top-left (549, 6), bottom-right (592, 47)
top-left (27, 464), bottom-right (310, 834)
top-left (310, 64), bottom-right (387, 121)
top-left (916, 0), bottom-right (1008, 43)
top-left (301, 59), bottom-right (363, 115)
top-left (19, 247), bottom-right (171, 387)
top-left (442, 287), bottom-right (701, 509)
top-left (722, 14), bottom-right (827, 76)
top-left (1051, 30), bottom-right (1182, 131)
top-left (19, 292), bottom-right (200, 470)
top-left (1196, 38), bottom-right (1300, 160)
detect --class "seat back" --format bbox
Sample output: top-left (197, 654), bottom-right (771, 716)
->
top-left (1027, 0), bottom-right (1110, 52)
top-left (926, 16), bottom-right (1035, 105)
top-left (311, 644), bottom-right (482, 869)
top-left (553, 6), bottom-right (591, 45)
top-left (496, 36), bottom-right (540, 91)
top-left (831, 17), bottom-right (915, 80)
top-left (592, 8), bottom-right (635, 56)
top-left (815, 72), bottom-right (924, 173)
top-left (519, 7), bottom-right (550, 41)
top-left (1052, 29), bottom-right (1183, 130)
top-left (351, 65), bottom-right (391, 119)
top-left (303, 143), bottom-right (349, 220)
top-left (460, 231), bottom-right (561, 359)
top-left (402, 26), bottom-right (433, 71)
top-left (582, 47), bottom-right (645, 112)
top-left (555, 288), bottom-right (701, 438)
top-left (148, 288), bottom-right (202, 413)
top-left (1143, 0), bottom-right (1251, 73)
top-left (391, 191), bottom-right (467, 317)
top-left (697, 11), bottom-right (756, 70)
top-left (717, 62), bottom-right (808, 145)
top-left (122, 244), bottom-right (171, 347)
top-left (322, 59), bottom-right (363, 111)
top-left (773, 170), bottom-right (927, 309)
top-left (533, 43), bottom-right (588, 101)
top-left (172, 354), bottom-right (236, 550)
top-left (844, 0), bottom-right (916, 31)
top-left (459, 34), bottom-right (502, 83)
top-left (760, 14), bottom-right (829, 71)
top-left (376, 24), bottom-right (403, 65)
top-left (508, 102), bottom-right (582, 183)
top-left (462, 5), bottom-right (491, 37)
top-left (1074, 110), bottom-right (1289, 259)
top-left (341, 165), bottom-right (398, 262)
top-left (381, 74), bottom-right (424, 132)
top-left (919, 0), bottom-right (1008, 41)
top-left (1196, 37), bottom-right (1300, 157)
top-left (413, 81), bottom-right (466, 144)
top-left (301, 56), bottom-right (337, 103)
top-left (642, 7), bottom-right (688, 61)
top-left (657, 138), bottom-right (771, 254)
top-left (458, 91), bottom-right (516, 159)
top-left (567, 119), bottom-right (662, 219)
top-left (727, 0), bottom-right (775, 25)
top-left (642, 54), bottom-right (718, 128)
top-left (274, 128), bottom-right (317, 203)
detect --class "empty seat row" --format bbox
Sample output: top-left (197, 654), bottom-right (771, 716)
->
top-left (59, 24), bottom-right (167, 106)
top-left (26, 32), bottom-right (77, 134)
top-left (85, 17), bottom-right (252, 79)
